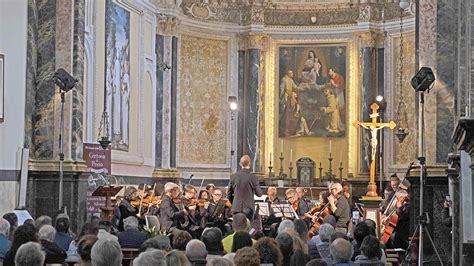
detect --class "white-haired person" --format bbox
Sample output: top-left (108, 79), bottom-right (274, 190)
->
top-left (91, 238), bottom-right (123, 266)
top-left (159, 182), bottom-right (187, 231)
top-left (14, 242), bottom-right (45, 266)
top-left (38, 224), bottom-right (67, 264)
top-left (0, 217), bottom-right (11, 262)
top-left (133, 249), bottom-right (166, 266)
top-left (117, 216), bottom-right (147, 248)
top-left (323, 238), bottom-right (354, 265)
top-left (328, 182), bottom-right (351, 233)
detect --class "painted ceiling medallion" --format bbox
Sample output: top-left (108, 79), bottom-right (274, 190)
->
top-left (186, 3), bottom-right (216, 19)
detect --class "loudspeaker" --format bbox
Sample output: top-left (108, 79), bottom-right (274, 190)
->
top-left (411, 67), bottom-right (435, 92)
top-left (53, 68), bottom-right (78, 92)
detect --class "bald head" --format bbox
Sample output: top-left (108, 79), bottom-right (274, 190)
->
top-left (240, 155), bottom-right (251, 169)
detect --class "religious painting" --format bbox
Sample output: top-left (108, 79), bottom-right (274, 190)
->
top-left (278, 45), bottom-right (347, 138)
top-left (105, 0), bottom-right (130, 151)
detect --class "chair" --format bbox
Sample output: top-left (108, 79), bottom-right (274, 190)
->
top-left (145, 215), bottom-right (161, 231)
top-left (122, 248), bottom-right (140, 266)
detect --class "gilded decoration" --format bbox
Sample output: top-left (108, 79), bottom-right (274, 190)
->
top-left (157, 15), bottom-right (180, 36)
top-left (393, 33), bottom-right (417, 165)
top-left (177, 34), bottom-right (228, 165)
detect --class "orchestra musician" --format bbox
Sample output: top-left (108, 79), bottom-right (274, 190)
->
top-left (159, 182), bottom-right (188, 231)
top-left (380, 186), bottom-right (395, 213)
top-left (118, 186), bottom-right (139, 231)
top-left (328, 182), bottom-right (351, 233)
top-left (286, 189), bottom-right (307, 217)
top-left (196, 190), bottom-right (211, 230)
top-left (382, 189), bottom-right (410, 249)
top-left (305, 191), bottom-right (330, 222)
top-left (265, 186), bottom-right (280, 204)
top-left (207, 187), bottom-right (232, 234)
top-left (296, 187), bottom-right (311, 214)
top-left (228, 155), bottom-right (263, 221)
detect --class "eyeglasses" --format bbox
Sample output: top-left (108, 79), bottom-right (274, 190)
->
top-left (213, 193), bottom-right (222, 197)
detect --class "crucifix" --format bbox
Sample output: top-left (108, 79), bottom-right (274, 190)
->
top-left (353, 103), bottom-right (396, 198)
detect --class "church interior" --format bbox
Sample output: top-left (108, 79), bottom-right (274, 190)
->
top-left (0, 0), bottom-right (473, 265)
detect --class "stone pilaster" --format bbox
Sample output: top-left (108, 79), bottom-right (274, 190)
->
top-left (446, 153), bottom-right (461, 266)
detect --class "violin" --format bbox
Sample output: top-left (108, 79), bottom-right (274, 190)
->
top-left (130, 196), bottom-right (161, 208)
top-left (292, 199), bottom-right (299, 211)
top-left (188, 198), bottom-right (209, 207)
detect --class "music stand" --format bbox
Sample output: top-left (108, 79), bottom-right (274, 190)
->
top-left (256, 202), bottom-right (270, 217)
top-left (92, 186), bottom-right (123, 222)
top-left (271, 203), bottom-right (298, 219)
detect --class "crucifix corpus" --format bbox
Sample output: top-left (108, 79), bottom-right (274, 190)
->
top-left (353, 103), bottom-right (396, 198)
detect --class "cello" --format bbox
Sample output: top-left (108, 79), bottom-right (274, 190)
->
top-left (381, 193), bottom-right (408, 244)
top-left (308, 202), bottom-right (332, 236)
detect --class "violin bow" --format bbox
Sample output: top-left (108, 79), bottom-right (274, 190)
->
top-left (383, 162), bottom-right (414, 215)
top-left (146, 183), bottom-right (157, 215)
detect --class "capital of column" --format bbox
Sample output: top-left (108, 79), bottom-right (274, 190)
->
top-left (240, 33), bottom-right (270, 51)
top-left (453, 118), bottom-right (474, 157)
top-left (156, 15), bottom-right (180, 37)
top-left (358, 31), bottom-right (384, 48)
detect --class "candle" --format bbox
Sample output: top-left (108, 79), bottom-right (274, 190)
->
top-left (340, 151), bottom-right (343, 162)
top-left (329, 140), bottom-right (332, 154)
top-left (270, 152), bottom-right (272, 165)
top-left (280, 140), bottom-right (283, 151)
top-left (290, 149), bottom-right (293, 162)
top-left (340, 161), bottom-right (343, 167)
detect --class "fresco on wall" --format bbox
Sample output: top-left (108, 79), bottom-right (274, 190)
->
top-left (105, 0), bottom-right (130, 151)
top-left (278, 45), bottom-right (347, 138)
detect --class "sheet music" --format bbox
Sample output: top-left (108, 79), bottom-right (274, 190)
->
top-left (254, 195), bottom-right (267, 202)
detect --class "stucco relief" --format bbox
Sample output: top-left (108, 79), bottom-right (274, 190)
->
top-left (177, 34), bottom-right (228, 165)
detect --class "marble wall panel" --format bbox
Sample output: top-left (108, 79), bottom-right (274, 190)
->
top-left (155, 35), bottom-right (164, 168)
top-left (72, 0), bottom-right (85, 160)
top-left (25, 0), bottom-right (38, 155)
top-left (177, 35), bottom-right (228, 165)
top-left (246, 49), bottom-right (261, 172)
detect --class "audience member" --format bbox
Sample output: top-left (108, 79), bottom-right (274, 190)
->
top-left (276, 232), bottom-right (294, 266)
top-left (140, 235), bottom-right (172, 252)
top-left (166, 249), bottom-right (191, 266)
top-left (173, 229), bottom-right (193, 251)
top-left (90, 238), bottom-right (123, 266)
top-left (306, 258), bottom-right (328, 266)
top-left (330, 231), bottom-right (349, 243)
top-left (231, 231), bottom-right (253, 252)
top-left (234, 246), bottom-right (260, 266)
top-left (354, 235), bottom-right (384, 265)
top-left (54, 214), bottom-right (74, 251)
top-left (223, 252), bottom-right (235, 263)
top-left (76, 234), bottom-right (98, 266)
top-left (277, 219), bottom-right (295, 234)
top-left (34, 215), bottom-right (52, 231)
top-left (67, 222), bottom-right (99, 260)
top-left (352, 221), bottom-right (372, 259)
top-left (3, 223), bottom-right (39, 266)
top-left (0, 218), bottom-right (11, 262)
top-left (310, 223), bottom-right (334, 259)
top-left (323, 238), bottom-right (353, 265)
top-left (185, 239), bottom-right (207, 266)
top-left (294, 219), bottom-right (309, 241)
top-left (117, 216), bottom-right (147, 248)
top-left (2, 213), bottom-right (18, 241)
top-left (253, 237), bottom-right (283, 266)
top-left (38, 224), bottom-right (67, 264)
top-left (97, 221), bottom-right (118, 241)
top-left (201, 227), bottom-right (225, 259)
top-left (133, 249), bottom-right (166, 266)
top-left (14, 242), bottom-right (45, 266)
top-left (363, 219), bottom-right (377, 237)
top-left (207, 257), bottom-right (233, 266)
top-left (291, 249), bottom-right (309, 266)
top-left (222, 213), bottom-right (254, 253)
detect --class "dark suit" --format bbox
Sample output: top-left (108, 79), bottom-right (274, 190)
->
top-left (41, 239), bottom-right (67, 264)
top-left (117, 228), bottom-right (148, 248)
top-left (159, 195), bottom-right (186, 230)
top-left (228, 168), bottom-right (263, 216)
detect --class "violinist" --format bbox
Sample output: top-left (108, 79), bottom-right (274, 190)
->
top-left (159, 182), bottom-right (188, 231)
top-left (382, 189), bottom-right (410, 249)
top-left (286, 189), bottom-right (306, 217)
top-left (207, 187), bottom-right (232, 234)
top-left (196, 190), bottom-right (211, 229)
top-left (265, 186), bottom-right (280, 204)
top-left (328, 182), bottom-right (351, 233)
top-left (296, 187), bottom-right (311, 215)
top-left (305, 191), bottom-right (330, 222)
top-left (118, 186), bottom-right (139, 231)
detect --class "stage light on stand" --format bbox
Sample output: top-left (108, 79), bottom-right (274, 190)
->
top-left (399, 0), bottom-right (410, 10)
top-left (228, 96), bottom-right (238, 111)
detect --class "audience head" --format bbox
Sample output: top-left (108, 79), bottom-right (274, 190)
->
top-left (10, 223), bottom-right (39, 257)
top-left (14, 242), bottom-right (45, 266)
top-left (277, 219), bottom-right (295, 234)
top-left (144, 235), bottom-right (172, 252)
top-left (165, 250), bottom-right (191, 266)
top-left (306, 258), bottom-right (328, 266)
top-left (232, 213), bottom-right (249, 232)
top-left (234, 246), bottom-right (260, 266)
top-left (231, 231), bottom-right (253, 252)
top-left (330, 238), bottom-right (353, 263)
top-left (77, 234), bottom-right (98, 263)
top-left (201, 227), bottom-right (224, 253)
top-left (185, 239), bottom-right (207, 260)
top-left (0, 217), bottom-right (10, 238)
top-left (55, 213), bottom-right (70, 234)
top-left (208, 257), bottom-right (233, 266)
top-left (91, 238), bottom-right (123, 266)
top-left (123, 216), bottom-right (139, 230)
top-left (318, 223), bottom-right (335, 242)
top-left (173, 229), bottom-right (192, 251)
top-left (98, 221), bottom-right (113, 233)
top-left (275, 232), bottom-right (294, 259)
top-left (290, 249), bottom-right (308, 266)
top-left (294, 219), bottom-right (309, 241)
top-left (330, 231), bottom-right (348, 243)
top-left (253, 237), bottom-right (283, 266)
top-left (34, 215), bottom-right (52, 231)
top-left (38, 224), bottom-right (56, 242)
top-left (323, 215), bottom-right (337, 229)
top-left (223, 253), bottom-right (236, 263)
top-left (3, 212), bottom-right (18, 228)
top-left (362, 219), bottom-right (377, 236)
top-left (240, 155), bottom-right (251, 168)
top-left (78, 222), bottom-right (99, 239)
top-left (353, 221), bottom-right (372, 244)
top-left (132, 249), bottom-right (166, 266)
top-left (360, 235), bottom-right (382, 260)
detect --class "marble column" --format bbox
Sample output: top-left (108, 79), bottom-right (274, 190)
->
top-left (446, 153), bottom-right (461, 266)
top-left (245, 48), bottom-right (260, 172)
top-left (237, 50), bottom-right (245, 163)
top-left (155, 34), bottom-right (164, 168)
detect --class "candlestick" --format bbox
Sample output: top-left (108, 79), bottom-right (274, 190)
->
top-left (339, 162), bottom-right (343, 182)
top-left (328, 153), bottom-right (333, 180)
top-left (318, 162), bottom-right (323, 185)
top-left (278, 154), bottom-right (285, 177)
top-left (289, 161), bottom-right (294, 186)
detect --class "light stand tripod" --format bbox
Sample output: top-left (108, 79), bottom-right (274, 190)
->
top-left (403, 91), bottom-right (443, 266)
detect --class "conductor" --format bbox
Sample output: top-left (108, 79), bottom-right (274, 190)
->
top-left (228, 155), bottom-right (263, 221)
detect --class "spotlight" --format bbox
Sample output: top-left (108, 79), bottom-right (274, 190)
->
top-left (411, 67), bottom-right (435, 92)
top-left (228, 96), bottom-right (238, 111)
top-left (373, 95), bottom-right (386, 111)
top-left (399, 0), bottom-right (410, 10)
top-left (52, 68), bottom-right (78, 92)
